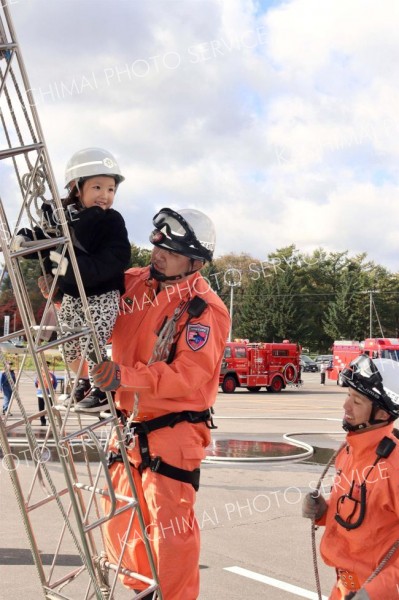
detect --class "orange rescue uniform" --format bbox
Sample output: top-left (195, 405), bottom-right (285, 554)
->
top-left (316, 423), bottom-right (399, 600)
top-left (103, 267), bottom-right (230, 600)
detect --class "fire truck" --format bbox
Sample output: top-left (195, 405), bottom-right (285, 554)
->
top-left (219, 340), bottom-right (302, 393)
top-left (362, 337), bottom-right (399, 360)
top-left (328, 340), bottom-right (361, 385)
top-left (329, 338), bottom-right (399, 385)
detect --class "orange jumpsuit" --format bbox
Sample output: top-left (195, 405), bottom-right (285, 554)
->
top-left (316, 423), bottom-right (399, 600)
top-left (102, 267), bottom-right (230, 599)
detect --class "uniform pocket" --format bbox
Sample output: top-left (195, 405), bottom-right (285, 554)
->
top-left (181, 444), bottom-right (206, 470)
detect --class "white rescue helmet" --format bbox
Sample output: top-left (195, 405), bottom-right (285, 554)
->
top-left (372, 358), bottom-right (399, 418)
top-left (64, 148), bottom-right (125, 188)
top-left (150, 207), bottom-right (216, 262)
top-left (342, 355), bottom-right (399, 420)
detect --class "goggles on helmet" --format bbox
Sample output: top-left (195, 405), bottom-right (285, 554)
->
top-left (149, 208), bottom-right (212, 262)
top-left (341, 354), bottom-right (398, 418)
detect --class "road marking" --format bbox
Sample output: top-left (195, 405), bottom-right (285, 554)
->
top-left (224, 566), bottom-right (328, 599)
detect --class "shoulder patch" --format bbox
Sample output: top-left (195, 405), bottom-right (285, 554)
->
top-left (186, 323), bottom-right (210, 351)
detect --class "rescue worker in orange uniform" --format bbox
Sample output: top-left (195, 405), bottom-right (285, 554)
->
top-left (302, 355), bottom-right (399, 600)
top-left (91, 208), bottom-right (230, 599)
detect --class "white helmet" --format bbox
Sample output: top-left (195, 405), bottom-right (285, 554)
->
top-left (64, 147), bottom-right (125, 188)
top-left (150, 207), bottom-right (216, 262)
top-left (372, 358), bottom-right (399, 417)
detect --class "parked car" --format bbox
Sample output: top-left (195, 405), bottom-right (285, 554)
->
top-left (314, 354), bottom-right (333, 371)
top-left (300, 355), bottom-right (318, 372)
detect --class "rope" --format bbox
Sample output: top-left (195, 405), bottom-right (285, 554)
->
top-left (310, 440), bottom-right (399, 598)
top-left (365, 538), bottom-right (399, 584)
top-left (128, 301), bottom-right (189, 421)
top-left (310, 442), bottom-right (346, 600)
top-left (148, 304), bottom-right (185, 364)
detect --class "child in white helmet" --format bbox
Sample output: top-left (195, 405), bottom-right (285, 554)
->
top-left (16, 148), bottom-right (131, 412)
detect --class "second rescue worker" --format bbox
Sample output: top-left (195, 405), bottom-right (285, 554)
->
top-left (91, 208), bottom-right (230, 599)
top-left (303, 355), bottom-right (399, 600)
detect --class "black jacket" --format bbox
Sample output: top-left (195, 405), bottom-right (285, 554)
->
top-left (20, 206), bottom-right (131, 299)
top-left (60, 206), bottom-right (131, 298)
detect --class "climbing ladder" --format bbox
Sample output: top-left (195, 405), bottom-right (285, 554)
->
top-left (0, 4), bottom-right (160, 598)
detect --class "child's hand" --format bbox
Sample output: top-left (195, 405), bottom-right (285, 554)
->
top-left (38, 274), bottom-right (55, 299)
top-left (92, 361), bottom-right (121, 391)
top-left (50, 250), bottom-right (68, 276)
top-left (10, 234), bottom-right (30, 251)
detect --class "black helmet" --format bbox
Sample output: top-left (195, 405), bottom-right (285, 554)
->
top-left (341, 355), bottom-right (399, 420)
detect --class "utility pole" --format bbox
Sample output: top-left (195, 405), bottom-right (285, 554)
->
top-left (364, 290), bottom-right (380, 338)
top-left (228, 285), bottom-right (234, 342)
top-left (226, 268), bottom-right (242, 342)
top-left (369, 290), bottom-right (372, 338)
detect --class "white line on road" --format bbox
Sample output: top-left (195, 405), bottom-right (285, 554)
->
top-left (224, 566), bottom-right (328, 599)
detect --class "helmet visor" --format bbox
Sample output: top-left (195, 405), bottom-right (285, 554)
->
top-left (151, 208), bottom-right (211, 260)
top-left (341, 354), bottom-right (392, 407)
top-left (153, 208), bottom-right (197, 243)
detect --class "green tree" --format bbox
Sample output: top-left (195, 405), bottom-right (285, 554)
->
top-left (363, 267), bottom-right (399, 338)
top-left (235, 275), bottom-right (271, 341)
top-left (269, 266), bottom-right (300, 341)
top-left (323, 265), bottom-right (367, 340)
top-left (0, 260), bottom-right (43, 332)
top-left (235, 247), bottom-right (303, 343)
top-left (129, 243), bottom-right (151, 268)
top-left (205, 253), bottom-right (259, 333)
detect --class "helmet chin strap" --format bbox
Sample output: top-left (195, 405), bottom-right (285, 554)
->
top-left (342, 419), bottom-right (369, 432)
top-left (149, 263), bottom-right (199, 283)
top-left (342, 404), bottom-right (389, 432)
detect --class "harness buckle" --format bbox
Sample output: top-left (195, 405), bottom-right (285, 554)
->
top-left (185, 411), bottom-right (197, 423)
top-left (336, 569), bottom-right (360, 591)
top-left (150, 456), bottom-right (162, 472)
top-left (122, 426), bottom-right (136, 448)
top-left (107, 451), bottom-right (123, 469)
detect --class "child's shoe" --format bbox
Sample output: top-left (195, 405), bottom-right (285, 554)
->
top-left (74, 388), bottom-right (109, 413)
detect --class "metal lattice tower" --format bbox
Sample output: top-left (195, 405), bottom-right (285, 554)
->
top-left (0, 4), bottom-right (160, 598)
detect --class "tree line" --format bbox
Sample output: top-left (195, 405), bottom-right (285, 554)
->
top-left (1, 244), bottom-right (398, 353)
top-left (202, 245), bottom-right (399, 352)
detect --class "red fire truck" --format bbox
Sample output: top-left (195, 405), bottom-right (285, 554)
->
top-left (362, 337), bottom-right (399, 360)
top-left (329, 338), bottom-right (399, 385)
top-left (328, 340), bottom-right (361, 385)
top-left (219, 340), bottom-right (302, 393)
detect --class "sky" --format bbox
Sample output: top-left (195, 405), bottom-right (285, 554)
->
top-left (2, 0), bottom-right (399, 271)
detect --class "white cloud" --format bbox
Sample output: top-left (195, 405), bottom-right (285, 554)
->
top-left (1, 0), bottom-right (398, 271)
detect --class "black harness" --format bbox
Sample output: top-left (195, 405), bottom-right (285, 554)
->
top-left (108, 295), bottom-right (216, 491)
top-left (108, 409), bottom-right (216, 490)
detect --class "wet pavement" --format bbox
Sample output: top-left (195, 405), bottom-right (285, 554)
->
top-left (1, 371), bottom-right (345, 599)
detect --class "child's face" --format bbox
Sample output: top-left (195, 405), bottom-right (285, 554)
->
top-left (78, 176), bottom-right (116, 210)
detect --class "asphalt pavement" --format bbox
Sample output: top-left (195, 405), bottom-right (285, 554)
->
top-left (0, 371), bottom-right (346, 599)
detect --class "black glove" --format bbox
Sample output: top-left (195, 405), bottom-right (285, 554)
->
top-left (345, 591), bottom-right (370, 600)
top-left (302, 491), bottom-right (327, 520)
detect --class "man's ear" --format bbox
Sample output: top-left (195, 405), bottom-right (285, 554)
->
top-left (374, 407), bottom-right (391, 421)
top-left (192, 259), bottom-right (204, 271)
